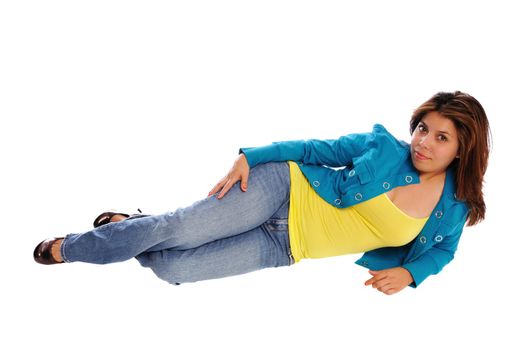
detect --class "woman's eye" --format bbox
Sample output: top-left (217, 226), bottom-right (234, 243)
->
top-left (418, 124), bottom-right (427, 132)
top-left (438, 135), bottom-right (448, 142)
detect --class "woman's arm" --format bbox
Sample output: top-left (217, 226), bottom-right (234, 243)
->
top-left (401, 220), bottom-right (465, 288)
top-left (363, 226), bottom-right (462, 294)
top-left (239, 127), bottom-right (380, 168)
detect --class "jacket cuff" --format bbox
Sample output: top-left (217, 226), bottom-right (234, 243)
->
top-left (402, 254), bottom-right (440, 288)
top-left (239, 144), bottom-right (281, 168)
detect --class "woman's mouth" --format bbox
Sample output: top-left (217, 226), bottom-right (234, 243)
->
top-left (414, 151), bottom-right (430, 161)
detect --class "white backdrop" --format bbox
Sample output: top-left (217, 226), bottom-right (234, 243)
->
top-left (1, 1), bottom-right (525, 349)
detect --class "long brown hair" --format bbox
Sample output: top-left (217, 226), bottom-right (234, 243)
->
top-left (409, 91), bottom-right (491, 226)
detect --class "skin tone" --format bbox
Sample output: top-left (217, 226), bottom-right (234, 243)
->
top-left (53, 112), bottom-right (460, 295)
top-left (365, 111), bottom-right (460, 294)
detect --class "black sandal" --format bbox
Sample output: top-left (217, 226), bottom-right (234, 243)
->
top-left (93, 208), bottom-right (146, 228)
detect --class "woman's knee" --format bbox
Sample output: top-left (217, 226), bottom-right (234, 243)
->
top-left (139, 251), bottom-right (194, 285)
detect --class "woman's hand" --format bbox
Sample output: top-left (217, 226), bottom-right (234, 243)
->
top-left (364, 267), bottom-right (414, 295)
top-left (208, 154), bottom-right (250, 200)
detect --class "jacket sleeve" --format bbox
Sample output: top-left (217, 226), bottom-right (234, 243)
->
top-left (402, 219), bottom-right (466, 288)
top-left (238, 125), bottom-right (382, 168)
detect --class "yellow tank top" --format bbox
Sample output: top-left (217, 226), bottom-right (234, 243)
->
top-left (287, 161), bottom-right (429, 262)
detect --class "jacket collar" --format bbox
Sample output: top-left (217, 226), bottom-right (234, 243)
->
top-left (444, 166), bottom-right (458, 202)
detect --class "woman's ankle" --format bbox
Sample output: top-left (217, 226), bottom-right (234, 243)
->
top-left (110, 214), bottom-right (128, 222)
top-left (51, 238), bottom-right (64, 262)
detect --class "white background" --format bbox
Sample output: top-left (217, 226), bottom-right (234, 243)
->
top-left (1, 1), bottom-right (525, 349)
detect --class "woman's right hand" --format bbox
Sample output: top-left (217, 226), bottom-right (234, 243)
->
top-left (208, 154), bottom-right (250, 200)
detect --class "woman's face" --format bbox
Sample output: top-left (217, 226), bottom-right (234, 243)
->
top-left (410, 111), bottom-right (460, 176)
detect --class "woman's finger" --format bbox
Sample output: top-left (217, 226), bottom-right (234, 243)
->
top-left (208, 184), bottom-right (219, 197)
top-left (372, 275), bottom-right (389, 289)
top-left (364, 277), bottom-right (375, 286)
top-left (209, 178), bottom-right (226, 197)
top-left (217, 179), bottom-right (234, 199)
top-left (378, 283), bottom-right (393, 294)
top-left (240, 172), bottom-right (249, 191)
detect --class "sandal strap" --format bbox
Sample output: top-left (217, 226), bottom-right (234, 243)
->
top-left (92, 209), bottom-right (144, 228)
top-left (93, 211), bottom-right (130, 228)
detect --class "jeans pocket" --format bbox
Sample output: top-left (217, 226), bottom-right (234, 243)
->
top-left (262, 218), bottom-right (294, 265)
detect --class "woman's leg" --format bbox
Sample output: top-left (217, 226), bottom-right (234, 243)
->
top-left (135, 215), bottom-right (293, 285)
top-left (61, 162), bottom-right (291, 264)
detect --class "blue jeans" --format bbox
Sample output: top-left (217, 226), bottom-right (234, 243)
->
top-left (61, 161), bottom-right (294, 285)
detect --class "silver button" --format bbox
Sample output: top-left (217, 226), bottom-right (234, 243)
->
top-left (313, 180), bottom-right (320, 187)
top-left (354, 193), bottom-right (363, 201)
top-left (435, 210), bottom-right (443, 219)
top-left (348, 169), bottom-right (356, 177)
top-left (334, 198), bottom-right (341, 205)
top-left (405, 175), bottom-right (413, 183)
top-left (453, 193), bottom-right (457, 199)
top-left (419, 236), bottom-right (427, 244)
top-left (383, 182), bottom-right (390, 189)
top-left (434, 235), bottom-right (443, 242)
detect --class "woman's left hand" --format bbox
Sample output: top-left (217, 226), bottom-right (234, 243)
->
top-left (364, 267), bottom-right (414, 295)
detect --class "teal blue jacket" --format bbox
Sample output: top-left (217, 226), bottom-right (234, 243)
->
top-left (239, 124), bottom-right (469, 288)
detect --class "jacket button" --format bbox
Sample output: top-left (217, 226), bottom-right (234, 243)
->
top-left (405, 175), bottom-right (413, 183)
top-left (434, 235), bottom-right (444, 242)
top-left (354, 193), bottom-right (363, 201)
top-left (348, 169), bottom-right (356, 177)
top-left (313, 180), bottom-right (320, 187)
top-left (383, 182), bottom-right (390, 189)
top-left (435, 210), bottom-right (443, 219)
top-left (419, 236), bottom-right (427, 244)
top-left (334, 198), bottom-right (341, 205)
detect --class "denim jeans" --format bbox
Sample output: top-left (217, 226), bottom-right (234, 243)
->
top-left (61, 161), bottom-right (294, 285)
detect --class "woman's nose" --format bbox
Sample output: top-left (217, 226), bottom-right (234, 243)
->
top-left (419, 135), bottom-right (430, 149)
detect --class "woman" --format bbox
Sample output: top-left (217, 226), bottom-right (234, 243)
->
top-left (34, 91), bottom-right (491, 295)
